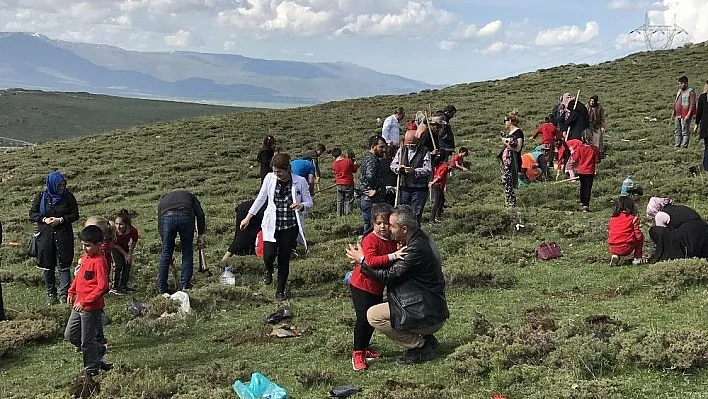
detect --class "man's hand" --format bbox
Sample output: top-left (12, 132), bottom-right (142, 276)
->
top-left (290, 203), bottom-right (304, 212)
top-left (44, 217), bottom-right (56, 225)
top-left (125, 253), bottom-right (133, 263)
top-left (197, 235), bottom-right (205, 249)
top-left (364, 189), bottom-right (376, 197)
top-left (393, 246), bottom-right (407, 260)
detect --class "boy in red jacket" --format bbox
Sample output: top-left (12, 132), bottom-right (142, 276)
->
top-left (429, 158), bottom-right (448, 223)
top-left (570, 130), bottom-right (600, 212)
top-left (65, 225), bottom-right (109, 377)
top-left (607, 196), bottom-right (645, 265)
top-left (532, 115), bottom-right (561, 146)
top-left (331, 147), bottom-right (358, 216)
top-left (348, 203), bottom-right (404, 371)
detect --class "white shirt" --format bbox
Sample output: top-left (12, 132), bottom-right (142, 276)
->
top-left (249, 173), bottom-right (313, 249)
top-left (382, 115), bottom-right (401, 146)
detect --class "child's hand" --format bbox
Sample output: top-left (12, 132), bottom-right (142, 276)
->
top-left (67, 295), bottom-right (74, 305)
top-left (394, 246), bottom-right (408, 260)
top-left (72, 302), bottom-right (83, 312)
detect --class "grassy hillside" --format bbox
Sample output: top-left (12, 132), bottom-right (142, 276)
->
top-left (2, 42), bottom-right (708, 398)
top-left (0, 89), bottom-right (240, 144)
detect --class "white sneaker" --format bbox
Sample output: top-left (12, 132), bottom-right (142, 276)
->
top-left (610, 255), bottom-right (620, 266)
top-left (632, 258), bottom-right (646, 265)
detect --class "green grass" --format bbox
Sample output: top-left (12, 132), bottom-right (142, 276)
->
top-left (0, 89), bottom-right (243, 144)
top-left (2, 43), bottom-right (708, 398)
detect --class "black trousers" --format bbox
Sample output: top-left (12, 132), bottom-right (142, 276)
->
top-left (263, 227), bottom-right (299, 295)
top-left (111, 248), bottom-right (131, 291)
top-left (430, 186), bottom-right (445, 222)
top-left (350, 285), bottom-right (383, 350)
top-left (579, 174), bottom-right (595, 207)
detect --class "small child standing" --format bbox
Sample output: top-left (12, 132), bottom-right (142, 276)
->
top-left (65, 225), bottom-right (109, 377)
top-left (429, 157), bottom-right (449, 223)
top-left (332, 147), bottom-right (358, 217)
top-left (111, 209), bottom-right (139, 294)
top-left (532, 115), bottom-right (561, 146)
top-left (570, 130), bottom-right (600, 212)
top-left (348, 203), bottom-right (402, 371)
top-left (608, 196), bottom-right (645, 265)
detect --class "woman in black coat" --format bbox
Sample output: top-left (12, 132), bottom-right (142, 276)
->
top-left (648, 203), bottom-right (708, 261)
top-left (560, 100), bottom-right (590, 141)
top-left (29, 171), bottom-right (79, 305)
top-left (696, 80), bottom-right (708, 171)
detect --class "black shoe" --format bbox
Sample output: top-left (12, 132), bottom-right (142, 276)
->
top-left (181, 283), bottom-right (193, 291)
top-left (263, 271), bottom-right (273, 285)
top-left (59, 295), bottom-right (68, 304)
top-left (424, 334), bottom-right (440, 349)
top-left (98, 344), bottom-right (107, 359)
top-left (100, 361), bottom-right (113, 372)
top-left (396, 340), bottom-right (435, 365)
top-left (275, 292), bottom-right (287, 302)
top-left (47, 295), bottom-right (58, 306)
top-left (85, 368), bottom-right (99, 377)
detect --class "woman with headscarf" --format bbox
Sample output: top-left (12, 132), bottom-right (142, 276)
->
top-left (560, 99), bottom-right (590, 141)
top-left (646, 197), bottom-right (708, 261)
top-left (29, 171), bottom-right (80, 305)
top-left (588, 95), bottom-right (605, 157)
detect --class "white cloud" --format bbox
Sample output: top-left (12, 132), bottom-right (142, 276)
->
top-left (614, 32), bottom-right (647, 49)
top-left (164, 29), bottom-right (201, 47)
top-left (479, 41), bottom-right (530, 54)
top-left (654, 0), bottom-right (708, 43)
top-left (334, 1), bottom-right (454, 37)
top-left (608, 0), bottom-right (650, 10)
top-left (478, 20), bottom-right (502, 37)
top-left (437, 40), bottom-right (457, 50)
top-left (535, 21), bottom-right (600, 47)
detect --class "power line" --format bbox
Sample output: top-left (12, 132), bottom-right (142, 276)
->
top-left (629, 13), bottom-right (688, 51)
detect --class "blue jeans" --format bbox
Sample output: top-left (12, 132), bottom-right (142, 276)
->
top-left (399, 189), bottom-right (428, 226)
top-left (360, 196), bottom-right (373, 235)
top-left (157, 211), bottom-right (195, 293)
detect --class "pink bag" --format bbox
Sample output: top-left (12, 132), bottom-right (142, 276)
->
top-left (536, 242), bottom-right (562, 260)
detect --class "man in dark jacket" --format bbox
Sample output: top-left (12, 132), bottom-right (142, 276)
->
top-left (391, 131), bottom-right (431, 226)
top-left (157, 190), bottom-right (206, 293)
top-left (350, 205), bottom-right (449, 365)
top-left (359, 135), bottom-right (387, 235)
top-left (438, 105), bottom-right (457, 159)
top-left (560, 99), bottom-right (590, 141)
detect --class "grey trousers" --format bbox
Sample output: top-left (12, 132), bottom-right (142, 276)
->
top-left (336, 185), bottom-right (355, 216)
top-left (675, 117), bottom-right (691, 148)
top-left (64, 309), bottom-right (101, 373)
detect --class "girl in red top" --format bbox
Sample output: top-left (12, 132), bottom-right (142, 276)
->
top-left (532, 115), bottom-right (561, 145)
top-left (570, 130), bottom-right (600, 212)
top-left (112, 209), bottom-right (139, 294)
top-left (429, 158), bottom-right (448, 223)
top-left (331, 147), bottom-right (359, 217)
top-left (607, 196), bottom-right (645, 265)
top-left (348, 203), bottom-right (404, 371)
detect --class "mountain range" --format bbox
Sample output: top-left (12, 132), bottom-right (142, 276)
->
top-left (0, 32), bottom-right (440, 106)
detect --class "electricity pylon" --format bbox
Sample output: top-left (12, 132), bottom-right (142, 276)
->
top-left (629, 13), bottom-right (688, 50)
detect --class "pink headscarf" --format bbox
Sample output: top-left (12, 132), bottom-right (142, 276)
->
top-left (646, 197), bottom-right (672, 219)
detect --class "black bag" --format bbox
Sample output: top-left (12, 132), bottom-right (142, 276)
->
top-left (328, 385), bottom-right (361, 398)
top-left (27, 229), bottom-right (40, 258)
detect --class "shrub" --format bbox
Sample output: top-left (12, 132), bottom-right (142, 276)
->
top-left (615, 329), bottom-right (708, 370)
top-left (545, 336), bottom-right (618, 379)
top-left (557, 314), bottom-right (632, 341)
top-left (645, 259), bottom-right (708, 300)
top-left (0, 319), bottom-right (63, 358)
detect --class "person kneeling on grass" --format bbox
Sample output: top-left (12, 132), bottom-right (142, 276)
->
top-left (347, 203), bottom-right (406, 371)
top-left (346, 205), bottom-right (449, 365)
top-left (65, 225), bottom-right (110, 377)
top-left (608, 196), bottom-right (645, 266)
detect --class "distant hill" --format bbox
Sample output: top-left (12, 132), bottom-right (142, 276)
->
top-left (0, 89), bottom-right (238, 143)
top-left (0, 32), bottom-right (440, 105)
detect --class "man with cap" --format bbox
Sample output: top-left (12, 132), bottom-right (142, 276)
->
top-left (672, 76), bottom-right (697, 149)
top-left (391, 130), bottom-right (432, 226)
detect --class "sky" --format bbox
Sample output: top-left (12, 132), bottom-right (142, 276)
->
top-left (0, 0), bottom-right (706, 85)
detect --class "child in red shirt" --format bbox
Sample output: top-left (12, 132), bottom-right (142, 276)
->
top-left (429, 158), bottom-right (448, 223)
top-left (65, 225), bottom-right (109, 377)
top-left (570, 130), bottom-right (600, 212)
top-left (348, 203), bottom-right (403, 371)
top-left (331, 147), bottom-right (358, 217)
top-left (607, 196), bottom-right (645, 265)
top-left (448, 147), bottom-right (469, 175)
top-left (112, 209), bottom-right (139, 294)
top-left (532, 115), bottom-right (561, 146)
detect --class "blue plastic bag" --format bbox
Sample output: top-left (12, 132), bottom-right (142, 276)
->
top-left (234, 372), bottom-right (288, 399)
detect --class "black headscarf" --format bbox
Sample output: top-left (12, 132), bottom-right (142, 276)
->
top-left (650, 220), bottom-right (708, 261)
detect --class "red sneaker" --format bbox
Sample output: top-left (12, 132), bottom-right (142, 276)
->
top-left (351, 350), bottom-right (367, 371)
top-left (364, 348), bottom-right (382, 360)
